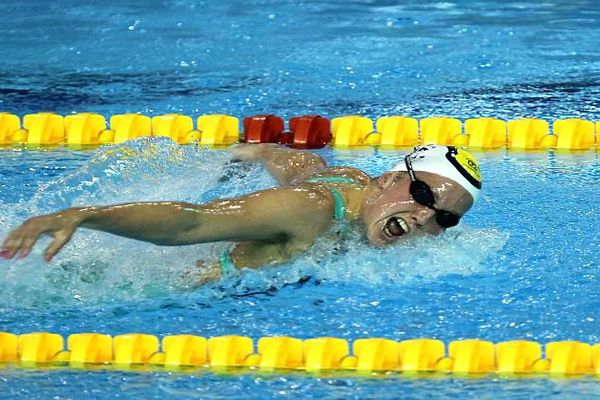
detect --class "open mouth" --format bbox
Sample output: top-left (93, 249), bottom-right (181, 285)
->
top-left (383, 216), bottom-right (410, 238)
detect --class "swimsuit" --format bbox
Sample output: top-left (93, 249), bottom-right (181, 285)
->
top-left (219, 176), bottom-right (360, 277)
top-left (219, 249), bottom-right (237, 277)
top-left (304, 176), bottom-right (359, 221)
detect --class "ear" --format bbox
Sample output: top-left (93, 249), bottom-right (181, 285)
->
top-left (377, 172), bottom-right (398, 190)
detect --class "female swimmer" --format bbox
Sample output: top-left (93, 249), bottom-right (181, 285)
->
top-left (0, 144), bottom-right (482, 283)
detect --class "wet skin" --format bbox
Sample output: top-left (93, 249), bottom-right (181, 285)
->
top-left (0, 144), bottom-right (475, 278)
top-left (360, 171), bottom-right (473, 246)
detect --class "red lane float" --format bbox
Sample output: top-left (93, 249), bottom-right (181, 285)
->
top-left (289, 115), bottom-right (331, 149)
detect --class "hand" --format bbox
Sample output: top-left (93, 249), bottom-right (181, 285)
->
top-left (1, 211), bottom-right (81, 262)
top-left (229, 143), bottom-right (277, 162)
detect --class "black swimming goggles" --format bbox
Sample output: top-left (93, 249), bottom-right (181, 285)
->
top-left (404, 154), bottom-right (461, 229)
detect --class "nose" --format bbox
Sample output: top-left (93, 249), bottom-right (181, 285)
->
top-left (408, 205), bottom-right (436, 226)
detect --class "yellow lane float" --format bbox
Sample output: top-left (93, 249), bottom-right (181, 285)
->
top-left (2, 331), bottom-right (600, 377)
top-left (0, 112), bottom-right (597, 150)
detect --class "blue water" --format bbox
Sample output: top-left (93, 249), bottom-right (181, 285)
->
top-left (1, 0), bottom-right (600, 399)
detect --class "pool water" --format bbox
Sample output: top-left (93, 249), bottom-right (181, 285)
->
top-left (1, 0), bottom-right (599, 399)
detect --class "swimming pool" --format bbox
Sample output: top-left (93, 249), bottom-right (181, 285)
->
top-left (1, 0), bottom-right (599, 398)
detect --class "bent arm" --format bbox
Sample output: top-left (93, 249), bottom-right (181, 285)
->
top-left (231, 144), bottom-right (327, 185)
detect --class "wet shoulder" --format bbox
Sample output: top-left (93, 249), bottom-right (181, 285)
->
top-left (300, 166), bottom-right (371, 185)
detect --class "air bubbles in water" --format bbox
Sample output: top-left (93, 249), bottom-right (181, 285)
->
top-left (0, 138), bottom-right (508, 307)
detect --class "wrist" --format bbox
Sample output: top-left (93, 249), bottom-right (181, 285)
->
top-left (68, 207), bottom-right (97, 227)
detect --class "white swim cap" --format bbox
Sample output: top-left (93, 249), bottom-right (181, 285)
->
top-left (390, 144), bottom-right (482, 202)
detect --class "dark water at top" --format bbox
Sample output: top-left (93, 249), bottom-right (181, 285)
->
top-left (0, 1), bottom-right (599, 399)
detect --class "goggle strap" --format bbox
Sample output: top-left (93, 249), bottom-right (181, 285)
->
top-left (404, 155), bottom-right (417, 182)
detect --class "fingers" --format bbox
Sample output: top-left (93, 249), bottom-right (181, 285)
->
top-left (43, 230), bottom-right (74, 262)
top-left (1, 226), bottom-right (32, 260)
top-left (1, 216), bottom-right (71, 262)
top-left (0, 238), bottom-right (18, 259)
top-left (17, 233), bottom-right (42, 260)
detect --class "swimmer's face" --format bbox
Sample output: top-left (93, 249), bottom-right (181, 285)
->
top-left (361, 172), bottom-right (474, 246)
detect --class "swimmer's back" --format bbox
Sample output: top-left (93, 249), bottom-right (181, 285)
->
top-left (291, 166), bottom-right (371, 187)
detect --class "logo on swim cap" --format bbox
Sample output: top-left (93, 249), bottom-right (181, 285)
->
top-left (446, 147), bottom-right (482, 189)
top-left (389, 144), bottom-right (482, 202)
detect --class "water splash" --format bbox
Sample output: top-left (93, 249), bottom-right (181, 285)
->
top-left (225, 224), bottom-right (508, 295)
top-left (0, 138), bottom-right (271, 307)
top-left (0, 138), bottom-right (508, 307)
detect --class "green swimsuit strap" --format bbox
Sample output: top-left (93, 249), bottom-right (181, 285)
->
top-left (219, 249), bottom-right (237, 277)
top-left (305, 176), bottom-right (359, 221)
top-left (219, 176), bottom-right (356, 273)
top-left (325, 186), bottom-right (346, 221)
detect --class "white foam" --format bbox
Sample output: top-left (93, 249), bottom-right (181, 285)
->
top-left (0, 138), bottom-right (508, 306)
top-left (228, 224), bottom-right (509, 293)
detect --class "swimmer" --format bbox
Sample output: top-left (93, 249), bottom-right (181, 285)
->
top-left (0, 144), bottom-right (482, 284)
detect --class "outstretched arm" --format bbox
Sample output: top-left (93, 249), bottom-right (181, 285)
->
top-left (1, 187), bottom-right (333, 263)
top-left (230, 144), bottom-right (327, 186)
